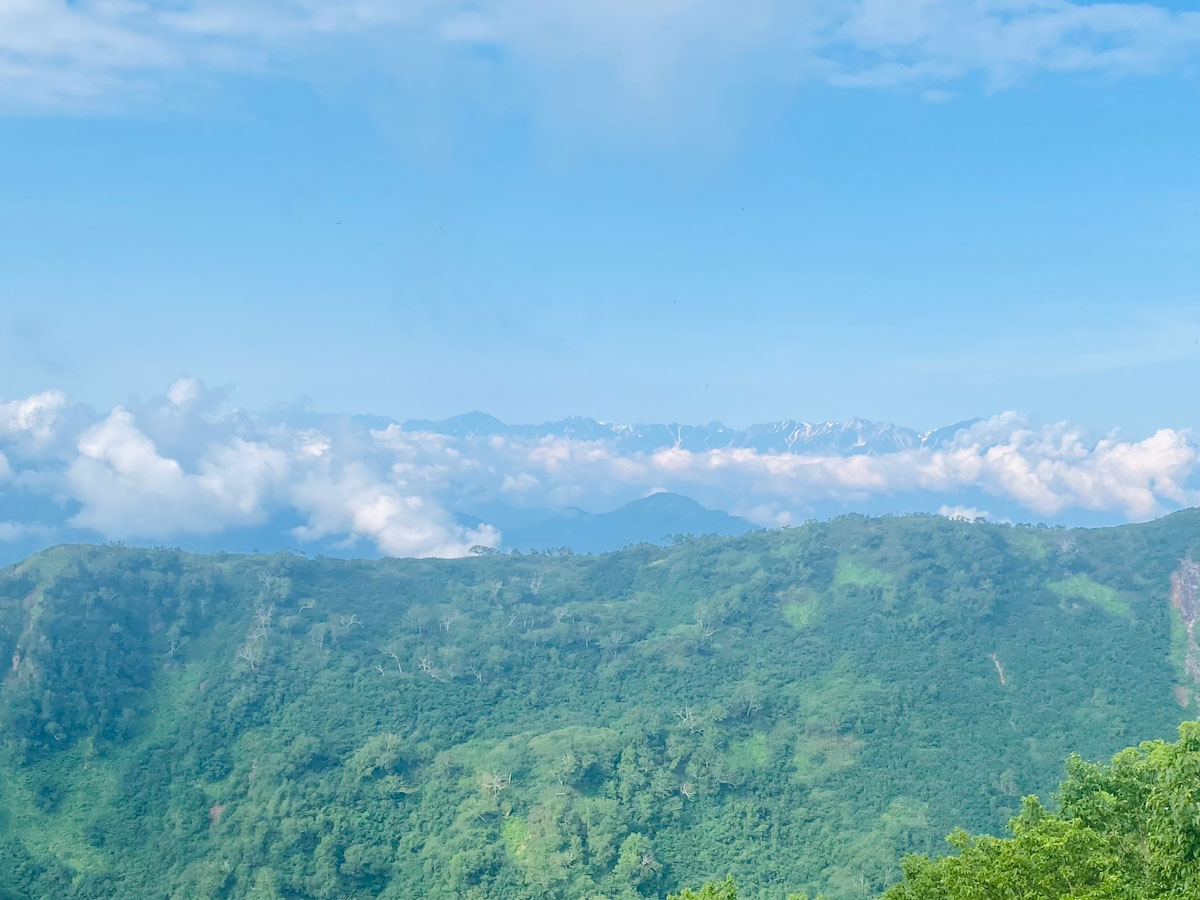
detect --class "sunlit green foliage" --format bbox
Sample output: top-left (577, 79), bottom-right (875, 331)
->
top-left (1049, 574), bottom-right (1135, 622)
top-left (882, 722), bottom-right (1200, 900)
top-left (0, 510), bottom-right (1197, 899)
top-left (669, 875), bottom-right (740, 900)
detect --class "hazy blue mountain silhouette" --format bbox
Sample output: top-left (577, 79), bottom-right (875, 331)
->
top-left (460, 492), bottom-right (754, 554)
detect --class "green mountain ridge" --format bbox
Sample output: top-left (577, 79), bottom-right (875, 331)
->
top-left (1, 511), bottom-right (1199, 899)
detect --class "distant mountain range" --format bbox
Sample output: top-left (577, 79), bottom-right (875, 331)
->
top-left (403, 411), bottom-right (978, 456)
top-left (459, 491), bottom-right (754, 554)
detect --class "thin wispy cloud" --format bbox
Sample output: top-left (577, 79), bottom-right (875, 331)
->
top-left (826, 0), bottom-right (1200, 87)
top-left (1, 379), bottom-right (1198, 559)
top-left (902, 311), bottom-right (1200, 381)
top-left (2, 1), bottom-right (1197, 110)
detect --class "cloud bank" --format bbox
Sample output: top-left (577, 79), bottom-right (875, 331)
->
top-left (2, 1), bottom-right (1198, 109)
top-left (1, 379), bottom-right (1198, 559)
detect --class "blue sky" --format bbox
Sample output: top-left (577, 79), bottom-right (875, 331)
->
top-left (4, 2), bottom-right (1200, 558)
top-left (2, 0), bottom-right (1199, 433)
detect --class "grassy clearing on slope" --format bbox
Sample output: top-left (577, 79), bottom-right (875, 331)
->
top-left (726, 734), bottom-right (771, 772)
top-left (834, 557), bottom-right (895, 590)
top-left (1004, 528), bottom-right (1052, 561)
top-left (780, 586), bottom-right (820, 629)
top-left (1049, 574), bottom-right (1134, 622)
top-left (783, 601), bottom-right (818, 628)
top-left (502, 815), bottom-right (529, 858)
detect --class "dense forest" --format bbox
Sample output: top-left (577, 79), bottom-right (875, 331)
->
top-left (2, 511), bottom-right (1199, 899)
top-left (677, 720), bottom-right (1200, 899)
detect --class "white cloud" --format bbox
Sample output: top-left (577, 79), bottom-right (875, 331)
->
top-left (67, 407), bottom-right (291, 537)
top-left (47, 398), bottom-right (497, 557)
top-left (735, 501), bottom-right (798, 528)
top-left (2, 1), bottom-right (1196, 109)
top-left (0, 389), bottom-right (67, 443)
top-left (938, 504), bottom-right (1008, 523)
top-left (500, 412), bottom-right (1200, 521)
top-left (0, 520), bottom-right (52, 542)
top-left (166, 376), bottom-right (202, 407)
top-left (289, 462), bottom-right (499, 558)
top-left (501, 471), bottom-right (540, 494)
top-left (3, 383), bottom-right (1200, 558)
top-left (831, 0), bottom-right (1200, 87)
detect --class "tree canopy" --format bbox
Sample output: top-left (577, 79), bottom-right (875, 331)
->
top-left (678, 722), bottom-right (1200, 899)
top-left (1, 510), bottom-right (1198, 898)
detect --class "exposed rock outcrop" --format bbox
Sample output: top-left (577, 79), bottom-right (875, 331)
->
top-left (1169, 557), bottom-right (1200, 690)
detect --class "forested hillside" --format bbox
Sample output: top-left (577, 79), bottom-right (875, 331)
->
top-left (677, 721), bottom-right (1200, 900)
top-left (2, 512), bottom-right (1199, 899)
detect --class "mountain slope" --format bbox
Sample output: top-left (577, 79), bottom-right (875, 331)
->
top-left (1, 512), bottom-right (1198, 899)
top-left (402, 412), bottom-right (980, 455)
top-left (490, 492), bottom-right (754, 553)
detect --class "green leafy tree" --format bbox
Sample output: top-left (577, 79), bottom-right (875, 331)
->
top-left (883, 723), bottom-right (1200, 900)
top-left (668, 875), bottom-right (739, 900)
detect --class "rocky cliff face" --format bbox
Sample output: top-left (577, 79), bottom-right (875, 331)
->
top-left (1170, 557), bottom-right (1200, 700)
